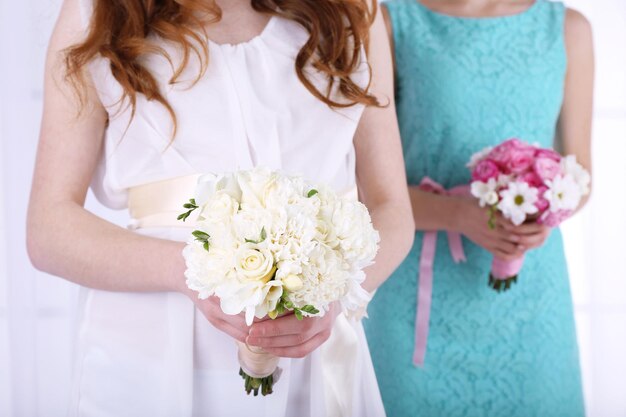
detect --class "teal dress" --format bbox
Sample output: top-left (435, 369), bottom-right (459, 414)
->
top-left (364, 1), bottom-right (585, 416)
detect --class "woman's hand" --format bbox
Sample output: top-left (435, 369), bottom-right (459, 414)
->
top-left (497, 218), bottom-right (552, 253)
top-left (190, 295), bottom-right (251, 343)
top-left (245, 303), bottom-right (341, 359)
top-left (456, 198), bottom-right (552, 260)
top-left (455, 198), bottom-right (526, 261)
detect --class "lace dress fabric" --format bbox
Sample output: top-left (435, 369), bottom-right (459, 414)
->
top-left (363, 1), bottom-right (585, 416)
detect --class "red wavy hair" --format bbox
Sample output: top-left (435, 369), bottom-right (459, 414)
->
top-left (65, 0), bottom-right (379, 137)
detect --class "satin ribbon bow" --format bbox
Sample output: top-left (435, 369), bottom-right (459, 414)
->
top-left (413, 177), bottom-right (469, 366)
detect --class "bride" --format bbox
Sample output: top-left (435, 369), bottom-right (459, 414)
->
top-left (26, 0), bottom-right (414, 415)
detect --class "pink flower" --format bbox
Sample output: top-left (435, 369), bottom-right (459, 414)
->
top-left (534, 148), bottom-right (561, 162)
top-left (521, 172), bottom-right (544, 187)
top-left (533, 157), bottom-right (561, 182)
top-left (534, 185), bottom-right (550, 212)
top-left (472, 159), bottom-right (501, 182)
top-left (539, 210), bottom-right (573, 227)
top-left (508, 148), bottom-right (535, 174)
top-left (488, 138), bottom-right (534, 172)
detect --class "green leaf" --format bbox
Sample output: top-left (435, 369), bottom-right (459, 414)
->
top-left (189, 199), bottom-right (196, 205)
top-left (203, 241), bottom-right (209, 252)
top-left (300, 305), bottom-right (319, 315)
top-left (177, 213), bottom-right (187, 221)
top-left (192, 230), bottom-right (210, 241)
top-left (294, 309), bottom-right (303, 320)
top-left (260, 227), bottom-right (267, 242)
top-left (307, 189), bottom-right (319, 198)
top-left (276, 303), bottom-right (285, 315)
top-left (284, 300), bottom-right (294, 309)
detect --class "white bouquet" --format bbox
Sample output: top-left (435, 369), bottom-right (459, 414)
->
top-left (178, 167), bottom-right (379, 396)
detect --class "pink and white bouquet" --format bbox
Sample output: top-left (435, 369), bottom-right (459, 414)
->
top-left (178, 167), bottom-right (379, 395)
top-left (468, 138), bottom-right (590, 291)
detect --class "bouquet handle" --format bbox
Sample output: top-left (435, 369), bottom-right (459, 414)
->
top-left (236, 340), bottom-right (281, 396)
top-left (489, 255), bottom-right (525, 291)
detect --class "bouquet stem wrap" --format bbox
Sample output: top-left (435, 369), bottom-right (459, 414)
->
top-left (415, 177), bottom-right (468, 366)
top-left (236, 341), bottom-right (281, 396)
top-left (489, 255), bottom-right (525, 291)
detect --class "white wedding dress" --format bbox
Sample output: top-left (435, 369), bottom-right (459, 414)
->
top-left (69, 1), bottom-right (386, 416)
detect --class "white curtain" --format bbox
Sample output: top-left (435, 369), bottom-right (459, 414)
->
top-left (1, 1), bottom-right (625, 416)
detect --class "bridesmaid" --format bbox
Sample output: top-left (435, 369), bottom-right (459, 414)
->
top-left (364, 0), bottom-right (592, 415)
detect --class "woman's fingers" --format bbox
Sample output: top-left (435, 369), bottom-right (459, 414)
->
top-left (248, 312), bottom-right (318, 338)
top-left (262, 329), bottom-right (332, 359)
top-left (210, 318), bottom-right (249, 343)
top-left (518, 229), bottom-right (551, 249)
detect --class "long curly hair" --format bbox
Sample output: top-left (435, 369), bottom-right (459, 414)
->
top-left (65, 0), bottom-right (379, 137)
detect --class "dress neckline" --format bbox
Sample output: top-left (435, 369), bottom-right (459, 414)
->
top-left (413, 0), bottom-right (540, 22)
top-left (207, 15), bottom-right (277, 48)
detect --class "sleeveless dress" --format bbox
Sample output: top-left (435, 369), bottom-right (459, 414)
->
top-left (363, 1), bottom-right (585, 416)
top-left (70, 1), bottom-right (385, 416)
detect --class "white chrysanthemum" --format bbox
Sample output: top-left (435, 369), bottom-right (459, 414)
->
top-left (544, 174), bottom-right (582, 212)
top-left (497, 181), bottom-right (539, 226)
top-left (561, 155), bottom-right (591, 195)
top-left (466, 146), bottom-right (494, 169)
top-left (326, 200), bottom-right (380, 269)
top-left (471, 178), bottom-right (499, 207)
top-left (231, 207), bottom-right (274, 243)
top-left (183, 242), bottom-right (234, 299)
top-left (287, 245), bottom-right (351, 313)
top-left (269, 213), bottom-right (317, 264)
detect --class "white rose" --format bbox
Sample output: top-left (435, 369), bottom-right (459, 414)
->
top-left (199, 191), bottom-right (239, 223)
top-left (195, 173), bottom-right (241, 206)
top-left (234, 242), bottom-right (276, 283)
top-left (237, 167), bottom-right (273, 208)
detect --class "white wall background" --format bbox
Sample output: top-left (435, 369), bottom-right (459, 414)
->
top-left (0, 1), bottom-right (624, 416)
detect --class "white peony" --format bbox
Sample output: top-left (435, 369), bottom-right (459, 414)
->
top-left (544, 174), bottom-right (582, 212)
top-left (497, 181), bottom-right (539, 226)
top-left (471, 178), bottom-right (499, 207)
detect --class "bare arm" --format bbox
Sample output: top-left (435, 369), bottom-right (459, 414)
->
top-left (355, 4), bottom-right (415, 292)
top-left (27, 0), bottom-right (188, 294)
top-left (558, 7), bottom-right (594, 210)
top-left (28, 0), bottom-right (258, 344)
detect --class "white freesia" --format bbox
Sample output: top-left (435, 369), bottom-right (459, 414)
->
top-left (544, 174), bottom-right (582, 212)
top-left (471, 178), bottom-right (499, 207)
top-left (497, 181), bottom-right (539, 226)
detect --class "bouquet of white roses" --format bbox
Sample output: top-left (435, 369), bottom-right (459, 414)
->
top-left (178, 167), bottom-right (379, 396)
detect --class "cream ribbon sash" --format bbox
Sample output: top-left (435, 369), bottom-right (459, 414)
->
top-left (128, 174), bottom-right (362, 416)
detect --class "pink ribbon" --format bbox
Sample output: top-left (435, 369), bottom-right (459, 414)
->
top-left (413, 177), bottom-right (469, 366)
